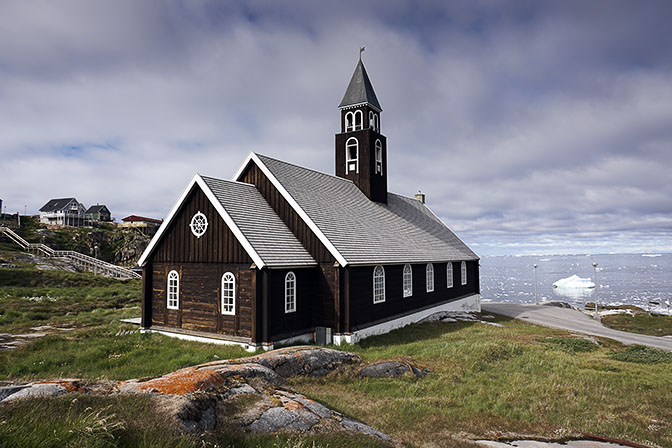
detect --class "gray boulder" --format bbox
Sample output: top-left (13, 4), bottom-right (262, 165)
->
top-left (359, 361), bottom-right (432, 378)
top-left (2, 383), bottom-right (67, 402)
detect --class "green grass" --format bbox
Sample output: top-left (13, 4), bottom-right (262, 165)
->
top-left (0, 395), bottom-right (390, 448)
top-left (607, 344), bottom-right (672, 364)
top-left (288, 319), bottom-right (672, 448)
top-left (601, 312), bottom-right (672, 337)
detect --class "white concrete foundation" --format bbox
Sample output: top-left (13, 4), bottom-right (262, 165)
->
top-left (333, 294), bottom-right (480, 345)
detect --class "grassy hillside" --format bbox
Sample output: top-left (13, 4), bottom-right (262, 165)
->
top-left (1, 263), bottom-right (671, 447)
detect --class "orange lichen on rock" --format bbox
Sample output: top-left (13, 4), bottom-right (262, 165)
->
top-left (282, 400), bottom-right (306, 412)
top-left (119, 367), bottom-right (225, 395)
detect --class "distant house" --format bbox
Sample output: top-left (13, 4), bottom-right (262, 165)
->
top-left (85, 204), bottom-right (112, 223)
top-left (120, 215), bottom-right (163, 234)
top-left (39, 198), bottom-right (86, 226)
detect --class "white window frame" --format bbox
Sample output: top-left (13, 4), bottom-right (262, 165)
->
top-left (167, 270), bottom-right (179, 310)
top-left (346, 137), bottom-right (359, 174)
top-left (285, 271), bottom-right (296, 313)
top-left (375, 139), bottom-right (383, 175)
top-left (369, 111), bottom-right (374, 129)
top-left (403, 264), bottom-right (412, 298)
top-left (354, 110), bottom-right (363, 130)
top-left (373, 265), bottom-right (385, 303)
top-left (426, 263), bottom-right (434, 292)
top-left (189, 211), bottom-right (208, 238)
top-left (461, 261), bottom-right (467, 286)
top-left (447, 263), bottom-right (454, 288)
top-left (374, 114), bottom-right (379, 132)
top-left (221, 272), bottom-right (235, 315)
top-left (345, 111), bottom-right (355, 132)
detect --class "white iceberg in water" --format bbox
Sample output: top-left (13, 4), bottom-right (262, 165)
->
top-left (553, 274), bottom-right (595, 289)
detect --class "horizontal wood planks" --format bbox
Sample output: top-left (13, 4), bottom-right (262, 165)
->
top-left (152, 185), bottom-right (252, 264)
top-left (348, 261), bottom-right (480, 331)
top-left (151, 262), bottom-right (254, 339)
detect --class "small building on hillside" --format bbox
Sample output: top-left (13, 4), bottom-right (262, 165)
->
top-left (120, 215), bottom-right (163, 234)
top-left (85, 204), bottom-right (112, 223)
top-left (39, 198), bottom-right (87, 226)
top-left (137, 58), bottom-right (480, 351)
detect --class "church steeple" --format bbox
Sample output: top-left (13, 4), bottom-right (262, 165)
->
top-left (335, 56), bottom-right (388, 203)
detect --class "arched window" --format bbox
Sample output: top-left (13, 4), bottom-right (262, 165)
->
top-left (403, 264), bottom-right (412, 298)
top-left (346, 137), bottom-right (359, 174)
top-left (221, 272), bottom-right (235, 315)
top-left (345, 111), bottom-right (354, 132)
top-left (354, 110), bottom-right (363, 130)
top-left (426, 263), bottom-right (434, 292)
top-left (375, 140), bottom-right (383, 175)
top-left (447, 263), bottom-right (453, 288)
top-left (285, 272), bottom-right (296, 313)
top-left (167, 270), bottom-right (179, 310)
top-left (461, 261), bottom-right (467, 285)
top-left (374, 114), bottom-right (379, 132)
top-left (373, 265), bottom-right (385, 303)
top-left (369, 111), bottom-right (374, 129)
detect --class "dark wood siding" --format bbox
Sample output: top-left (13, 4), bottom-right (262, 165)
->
top-left (240, 163), bottom-right (335, 264)
top-left (348, 261), bottom-right (480, 331)
top-left (267, 267), bottom-right (317, 340)
top-left (151, 262), bottom-right (254, 339)
top-left (152, 186), bottom-right (252, 264)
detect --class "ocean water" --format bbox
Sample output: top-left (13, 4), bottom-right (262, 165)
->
top-left (480, 253), bottom-right (672, 314)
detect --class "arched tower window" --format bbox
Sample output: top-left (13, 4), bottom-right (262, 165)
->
top-left (375, 139), bottom-right (383, 175)
top-left (403, 264), bottom-right (412, 298)
top-left (373, 265), bottom-right (385, 303)
top-left (369, 111), bottom-right (374, 130)
top-left (447, 263), bottom-right (454, 288)
top-left (285, 272), bottom-right (296, 313)
top-left (346, 137), bottom-right (359, 174)
top-left (354, 110), bottom-right (363, 130)
top-left (426, 263), bottom-right (434, 292)
top-left (374, 114), bottom-right (379, 132)
top-left (221, 272), bottom-right (235, 315)
top-left (461, 261), bottom-right (467, 285)
top-left (345, 111), bottom-right (354, 132)
top-left (167, 270), bottom-right (179, 310)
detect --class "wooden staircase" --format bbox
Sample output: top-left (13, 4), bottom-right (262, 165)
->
top-left (0, 226), bottom-right (141, 280)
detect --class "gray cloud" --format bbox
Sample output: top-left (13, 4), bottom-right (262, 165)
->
top-left (1, 0), bottom-right (671, 255)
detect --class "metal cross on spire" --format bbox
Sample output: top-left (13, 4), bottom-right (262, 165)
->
top-left (359, 46), bottom-right (365, 60)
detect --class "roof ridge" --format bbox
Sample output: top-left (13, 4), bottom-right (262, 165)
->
top-left (200, 174), bottom-right (255, 187)
top-left (254, 153), bottom-right (355, 185)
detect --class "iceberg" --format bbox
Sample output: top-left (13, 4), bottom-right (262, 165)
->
top-left (552, 274), bottom-right (595, 289)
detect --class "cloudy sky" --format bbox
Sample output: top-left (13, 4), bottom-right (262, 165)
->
top-left (1, 0), bottom-right (671, 256)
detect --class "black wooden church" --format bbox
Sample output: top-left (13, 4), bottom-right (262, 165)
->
top-left (138, 58), bottom-right (480, 350)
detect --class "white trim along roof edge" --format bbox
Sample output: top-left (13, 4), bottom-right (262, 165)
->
top-left (233, 152), bottom-right (349, 267)
top-left (137, 173), bottom-right (266, 269)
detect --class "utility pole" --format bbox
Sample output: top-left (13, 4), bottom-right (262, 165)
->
top-left (593, 262), bottom-right (599, 321)
top-left (533, 264), bottom-right (538, 305)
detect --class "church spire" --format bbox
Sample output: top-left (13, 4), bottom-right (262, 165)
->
top-left (338, 58), bottom-right (382, 112)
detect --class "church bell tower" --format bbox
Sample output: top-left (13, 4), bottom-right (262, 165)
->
top-left (335, 55), bottom-right (388, 203)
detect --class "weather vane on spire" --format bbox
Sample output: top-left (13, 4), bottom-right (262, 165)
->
top-left (359, 46), bottom-right (365, 60)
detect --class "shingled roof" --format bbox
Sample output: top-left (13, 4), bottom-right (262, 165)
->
top-left (199, 176), bottom-right (316, 268)
top-left (243, 154), bottom-right (478, 266)
top-left (338, 60), bottom-right (382, 111)
top-left (39, 198), bottom-right (78, 212)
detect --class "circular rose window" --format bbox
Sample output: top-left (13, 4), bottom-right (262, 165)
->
top-left (190, 211), bottom-right (208, 238)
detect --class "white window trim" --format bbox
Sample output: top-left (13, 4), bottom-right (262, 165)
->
top-left (426, 263), bottom-right (434, 292)
top-left (374, 114), bottom-right (379, 132)
top-left (285, 271), bottom-right (296, 313)
top-left (354, 110), bottom-right (363, 130)
top-left (373, 265), bottom-right (385, 304)
top-left (375, 139), bottom-right (383, 175)
top-left (447, 263), bottom-right (454, 288)
top-left (345, 111), bottom-right (354, 132)
top-left (189, 211), bottom-right (208, 238)
top-left (403, 264), bottom-right (412, 298)
top-left (369, 111), bottom-right (374, 130)
top-left (221, 272), bottom-right (235, 315)
top-left (461, 261), bottom-right (467, 286)
top-left (346, 137), bottom-right (359, 174)
top-left (167, 270), bottom-right (179, 310)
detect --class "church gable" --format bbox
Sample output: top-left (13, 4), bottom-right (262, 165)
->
top-left (151, 184), bottom-right (252, 265)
